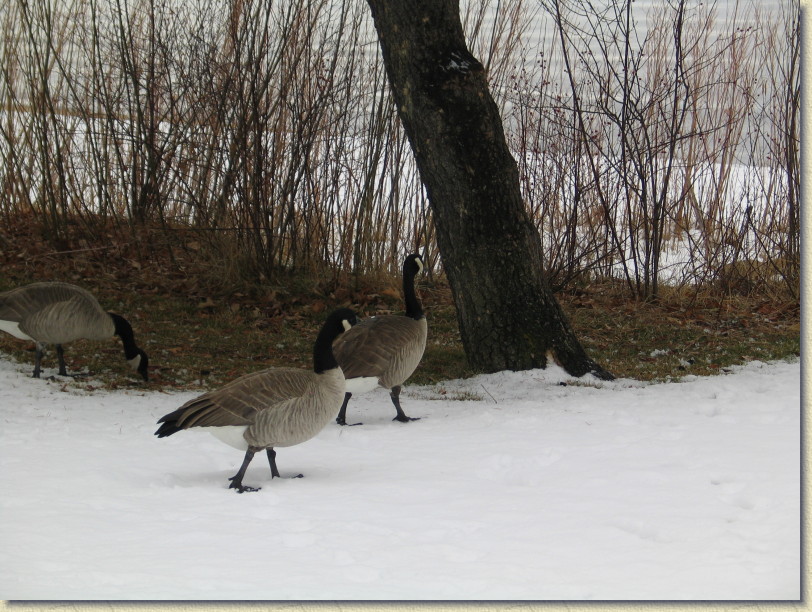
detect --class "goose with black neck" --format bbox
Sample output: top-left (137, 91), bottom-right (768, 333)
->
top-left (0, 281), bottom-right (149, 380)
top-left (333, 253), bottom-right (428, 426)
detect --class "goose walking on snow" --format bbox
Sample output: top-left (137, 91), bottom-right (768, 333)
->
top-left (0, 281), bottom-right (149, 380)
top-left (155, 307), bottom-right (358, 493)
top-left (332, 253), bottom-right (427, 426)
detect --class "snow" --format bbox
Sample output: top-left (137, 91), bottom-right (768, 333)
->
top-left (0, 354), bottom-right (800, 600)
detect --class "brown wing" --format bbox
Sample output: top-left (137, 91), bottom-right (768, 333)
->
top-left (160, 367), bottom-right (316, 430)
top-left (0, 282), bottom-right (111, 343)
top-left (333, 315), bottom-right (426, 384)
top-left (0, 282), bottom-right (101, 315)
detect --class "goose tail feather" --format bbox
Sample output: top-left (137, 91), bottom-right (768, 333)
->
top-left (154, 407), bottom-right (187, 438)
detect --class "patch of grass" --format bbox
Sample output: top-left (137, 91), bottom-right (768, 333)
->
top-left (409, 386), bottom-right (485, 402)
top-left (561, 285), bottom-right (800, 382)
top-left (0, 216), bottom-right (799, 390)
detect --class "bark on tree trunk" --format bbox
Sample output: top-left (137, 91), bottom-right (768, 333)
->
top-left (366, 0), bottom-right (612, 379)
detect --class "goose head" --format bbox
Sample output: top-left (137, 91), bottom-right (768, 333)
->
top-left (404, 253), bottom-right (424, 277)
top-left (328, 307), bottom-right (360, 335)
top-left (128, 349), bottom-right (150, 381)
top-left (313, 308), bottom-right (359, 374)
top-left (110, 312), bottom-right (149, 381)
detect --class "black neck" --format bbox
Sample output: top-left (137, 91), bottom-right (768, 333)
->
top-left (403, 268), bottom-right (424, 320)
top-left (109, 312), bottom-right (140, 360)
top-left (313, 324), bottom-right (340, 374)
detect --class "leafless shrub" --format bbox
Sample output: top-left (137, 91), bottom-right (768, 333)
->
top-left (0, 0), bottom-right (799, 300)
top-left (503, 0), bottom-right (799, 299)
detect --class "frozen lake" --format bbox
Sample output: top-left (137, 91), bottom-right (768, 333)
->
top-left (468, 0), bottom-right (791, 70)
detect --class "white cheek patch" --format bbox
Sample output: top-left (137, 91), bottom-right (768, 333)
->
top-left (208, 426), bottom-right (250, 451)
top-left (127, 355), bottom-right (142, 371)
top-left (0, 320), bottom-right (33, 341)
top-left (416, 258), bottom-right (424, 274)
top-left (342, 320), bottom-right (353, 332)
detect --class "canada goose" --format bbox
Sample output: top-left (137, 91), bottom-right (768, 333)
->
top-left (0, 281), bottom-right (149, 380)
top-left (155, 307), bottom-right (358, 493)
top-left (332, 253), bottom-right (427, 426)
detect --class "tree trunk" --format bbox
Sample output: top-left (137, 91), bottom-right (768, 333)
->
top-left (366, 0), bottom-right (612, 379)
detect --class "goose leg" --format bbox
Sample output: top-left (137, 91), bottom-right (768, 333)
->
top-left (336, 392), bottom-right (362, 426)
top-left (266, 448), bottom-right (281, 478)
top-left (228, 449), bottom-right (260, 493)
top-left (390, 385), bottom-right (419, 422)
top-left (32, 342), bottom-right (46, 378)
top-left (56, 344), bottom-right (68, 376)
top-left (267, 448), bottom-right (303, 479)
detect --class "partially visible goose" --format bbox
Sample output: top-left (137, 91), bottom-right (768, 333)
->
top-left (0, 281), bottom-right (149, 380)
top-left (332, 253), bottom-right (427, 426)
top-left (155, 307), bottom-right (358, 493)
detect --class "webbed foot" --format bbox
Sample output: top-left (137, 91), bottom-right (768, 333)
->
top-left (336, 417), bottom-right (363, 426)
top-left (393, 415), bottom-right (420, 423)
top-left (228, 478), bottom-right (261, 493)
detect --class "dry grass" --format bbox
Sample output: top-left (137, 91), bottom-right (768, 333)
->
top-left (0, 215), bottom-right (799, 391)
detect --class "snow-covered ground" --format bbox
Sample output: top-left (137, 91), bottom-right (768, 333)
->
top-left (0, 354), bottom-right (800, 600)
